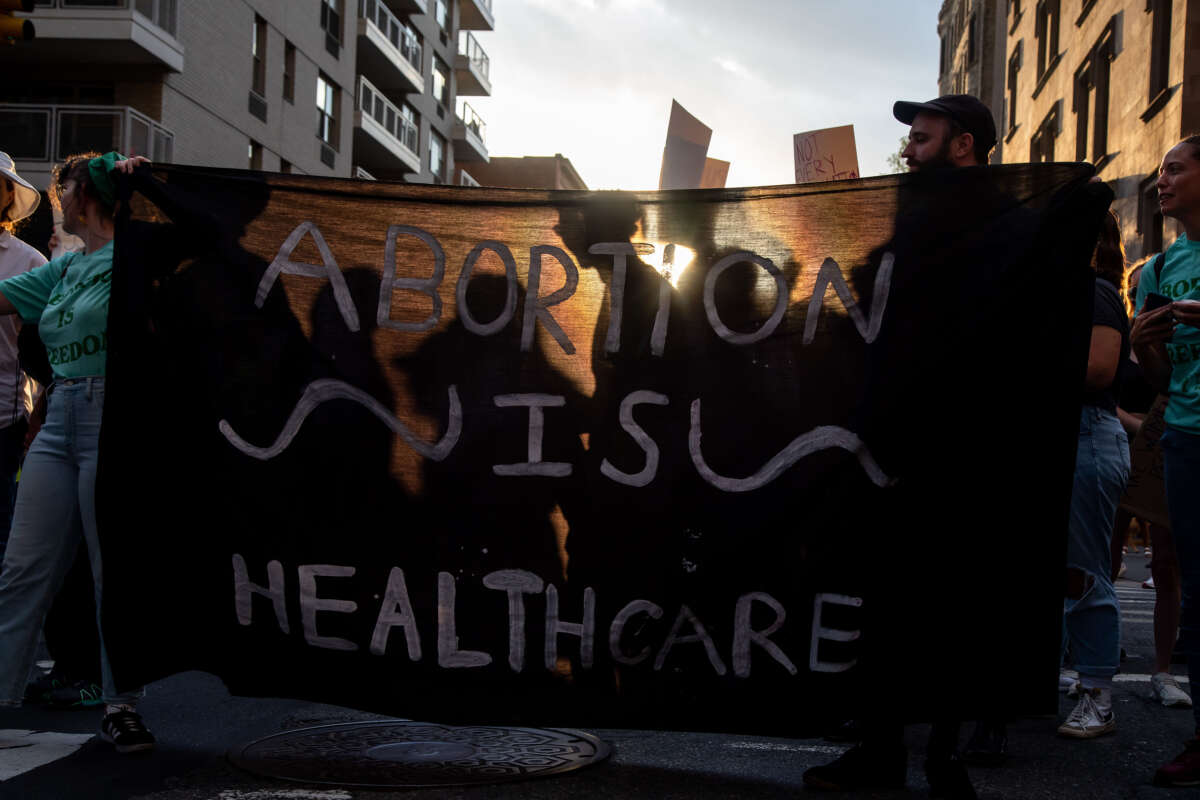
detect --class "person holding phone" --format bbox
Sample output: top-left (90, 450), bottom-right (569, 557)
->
top-left (1132, 135), bottom-right (1200, 787)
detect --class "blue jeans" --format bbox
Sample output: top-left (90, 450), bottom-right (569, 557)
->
top-left (1064, 406), bottom-right (1129, 683)
top-left (0, 378), bottom-right (138, 706)
top-left (1161, 426), bottom-right (1200, 729)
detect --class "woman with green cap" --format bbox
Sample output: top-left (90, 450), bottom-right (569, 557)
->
top-left (0, 151), bottom-right (156, 754)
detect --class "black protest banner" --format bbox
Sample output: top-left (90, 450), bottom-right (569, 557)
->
top-left (99, 164), bottom-right (1109, 734)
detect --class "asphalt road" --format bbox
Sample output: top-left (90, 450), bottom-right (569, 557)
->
top-left (1, 552), bottom-right (1195, 800)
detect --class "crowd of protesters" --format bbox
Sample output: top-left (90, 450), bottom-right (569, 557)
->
top-left (0, 94), bottom-right (1199, 794)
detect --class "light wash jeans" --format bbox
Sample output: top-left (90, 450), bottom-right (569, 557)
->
top-left (0, 378), bottom-right (139, 706)
top-left (1161, 426), bottom-right (1200, 729)
top-left (1063, 405), bottom-right (1129, 683)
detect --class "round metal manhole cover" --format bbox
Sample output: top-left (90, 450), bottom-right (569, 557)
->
top-left (228, 720), bottom-right (612, 788)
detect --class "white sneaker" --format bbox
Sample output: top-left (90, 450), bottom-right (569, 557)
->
top-left (1058, 687), bottom-right (1116, 738)
top-left (1144, 576), bottom-right (1156, 589)
top-left (1152, 672), bottom-right (1193, 708)
top-left (1059, 669), bottom-right (1079, 693)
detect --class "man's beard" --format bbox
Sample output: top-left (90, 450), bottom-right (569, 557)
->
top-left (906, 136), bottom-right (955, 172)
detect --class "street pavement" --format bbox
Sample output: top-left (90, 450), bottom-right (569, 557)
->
top-left (1, 551), bottom-right (1196, 799)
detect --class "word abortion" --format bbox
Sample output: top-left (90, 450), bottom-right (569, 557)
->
top-left (219, 222), bottom-right (899, 492)
top-left (233, 555), bottom-right (864, 678)
top-left (254, 221), bottom-right (897, 356)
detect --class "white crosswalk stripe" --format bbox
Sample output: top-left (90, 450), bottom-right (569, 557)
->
top-left (0, 729), bottom-right (93, 781)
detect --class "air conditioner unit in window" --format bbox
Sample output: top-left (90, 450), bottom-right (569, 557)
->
top-left (320, 142), bottom-right (336, 168)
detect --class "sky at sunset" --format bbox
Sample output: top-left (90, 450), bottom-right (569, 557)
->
top-left (470, 0), bottom-right (944, 190)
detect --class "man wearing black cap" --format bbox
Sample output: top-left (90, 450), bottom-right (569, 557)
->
top-left (893, 94), bottom-right (998, 171)
top-left (801, 94), bottom-right (1000, 800)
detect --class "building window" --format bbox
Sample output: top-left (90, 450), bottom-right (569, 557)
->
top-left (280, 159), bottom-right (292, 174)
top-left (316, 73), bottom-right (339, 150)
top-left (1139, 173), bottom-right (1164, 255)
top-left (1030, 101), bottom-right (1060, 162)
top-left (251, 15), bottom-right (267, 96)
top-left (401, 103), bottom-right (419, 152)
top-left (320, 0), bottom-right (341, 58)
top-left (1009, 0), bottom-right (1023, 33)
top-left (430, 130), bottom-right (446, 183)
top-left (1073, 18), bottom-right (1116, 163)
top-left (1147, 0), bottom-right (1172, 105)
top-left (1007, 42), bottom-right (1022, 134)
top-left (432, 55), bottom-right (450, 109)
top-left (1035, 0), bottom-right (1061, 79)
top-left (939, 32), bottom-right (949, 75)
top-left (283, 40), bottom-right (295, 103)
top-left (249, 140), bottom-right (263, 170)
top-left (434, 0), bottom-right (449, 31)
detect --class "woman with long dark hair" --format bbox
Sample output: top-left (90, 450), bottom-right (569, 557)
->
top-left (1133, 134), bottom-right (1200, 786)
top-left (1057, 208), bottom-right (1131, 739)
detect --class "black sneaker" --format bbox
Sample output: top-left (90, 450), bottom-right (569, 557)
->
top-left (925, 755), bottom-right (978, 800)
top-left (99, 710), bottom-right (155, 754)
top-left (802, 742), bottom-right (907, 791)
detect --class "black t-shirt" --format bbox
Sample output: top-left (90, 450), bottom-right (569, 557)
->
top-left (1084, 278), bottom-right (1130, 412)
top-left (1117, 355), bottom-right (1156, 415)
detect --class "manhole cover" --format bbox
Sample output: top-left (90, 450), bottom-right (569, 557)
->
top-left (228, 720), bottom-right (612, 788)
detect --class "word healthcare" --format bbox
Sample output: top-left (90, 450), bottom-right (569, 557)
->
top-left (233, 555), bottom-right (864, 678)
top-left (219, 221), bottom-right (899, 493)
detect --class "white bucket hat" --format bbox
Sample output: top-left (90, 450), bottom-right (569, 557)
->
top-left (0, 151), bottom-right (40, 223)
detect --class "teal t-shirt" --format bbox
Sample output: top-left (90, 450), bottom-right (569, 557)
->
top-left (1135, 234), bottom-right (1200, 434)
top-left (0, 241), bottom-right (113, 378)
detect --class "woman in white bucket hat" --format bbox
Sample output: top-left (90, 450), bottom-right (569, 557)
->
top-left (0, 153), bottom-right (47, 565)
top-left (0, 152), bottom-right (41, 229)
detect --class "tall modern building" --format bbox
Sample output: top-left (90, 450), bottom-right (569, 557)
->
top-left (998, 0), bottom-right (1195, 260)
top-left (936, 0), bottom-right (1008, 163)
top-left (465, 154), bottom-right (587, 190)
top-left (0, 0), bottom-right (493, 192)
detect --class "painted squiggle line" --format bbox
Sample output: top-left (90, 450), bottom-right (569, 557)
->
top-left (219, 379), bottom-right (461, 461)
top-left (689, 398), bottom-right (896, 492)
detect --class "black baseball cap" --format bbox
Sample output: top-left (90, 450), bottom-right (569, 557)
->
top-left (893, 94), bottom-right (997, 154)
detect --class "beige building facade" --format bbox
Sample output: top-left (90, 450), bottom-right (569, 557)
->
top-left (1000, 0), bottom-right (1197, 260)
top-left (938, 0), bottom-right (1009, 163)
top-left (0, 0), bottom-right (494, 192)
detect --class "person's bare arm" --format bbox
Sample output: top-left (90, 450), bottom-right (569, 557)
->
top-left (1116, 407), bottom-right (1145, 438)
top-left (0, 290), bottom-right (18, 317)
top-left (1132, 304), bottom-right (1175, 393)
top-left (1085, 325), bottom-right (1122, 392)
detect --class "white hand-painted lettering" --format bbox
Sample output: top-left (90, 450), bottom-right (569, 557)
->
top-left (483, 569), bottom-right (544, 672)
top-left (378, 225), bottom-right (444, 332)
top-left (733, 592), bottom-right (797, 678)
top-left (803, 253), bottom-right (894, 345)
top-left (600, 390), bottom-right (669, 487)
top-left (809, 592), bottom-right (862, 673)
top-left (609, 599), bottom-right (664, 666)
top-left (298, 564), bottom-right (358, 651)
top-left (257, 221), bottom-right (360, 332)
top-left (370, 567), bottom-right (422, 659)
top-left (522, 245), bottom-right (578, 354)
top-left (232, 554), bottom-right (289, 633)
top-left (457, 240), bottom-right (519, 335)
top-left (545, 584), bottom-right (595, 670)
top-left (704, 251), bottom-right (789, 345)
top-left (492, 393), bottom-right (572, 477)
top-left (219, 379), bottom-right (461, 461)
top-left (437, 571), bottom-right (492, 668)
top-left (654, 604), bottom-right (728, 675)
top-left (688, 399), bottom-right (896, 491)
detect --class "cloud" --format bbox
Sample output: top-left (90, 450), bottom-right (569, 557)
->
top-left (473, 0), bottom-right (943, 188)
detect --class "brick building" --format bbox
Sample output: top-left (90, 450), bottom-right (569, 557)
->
top-left (462, 153), bottom-right (587, 190)
top-left (0, 0), bottom-right (493, 191)
top-left (938, 0), bottom-right (1009, 163)
top-left (999, 0), bottom-right (1196, 260)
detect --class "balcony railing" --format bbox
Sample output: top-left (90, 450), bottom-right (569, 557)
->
top-left (33, 0), bottom-right (178, 36)
top-left (359, 0), bottom-right (421, 73)
top-left (458, 0), bottom-right (493, 30)
top-left (456, 100), bottom-right (486, 146)
top-left (457, 30), bottom-right (489, 82)
top-left (0, 103), bottom-right (174, 166)
top-left (357, 76), bottom-right (419, 155)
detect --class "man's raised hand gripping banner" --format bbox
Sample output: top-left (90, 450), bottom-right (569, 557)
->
top-left (99, 164), bottom-right (1109, 734)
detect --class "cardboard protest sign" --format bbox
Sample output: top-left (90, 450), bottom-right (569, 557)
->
top-left (1120, 395), bottom-right (1170, 528)
top-left (659, 100), bottom-right (714, 190)
top-left (700, 158), bottom-right (730, 190)
top-left (793, 125), bottom-right (860, 184)
top-left (100, 163), bottom-right (1108, 734)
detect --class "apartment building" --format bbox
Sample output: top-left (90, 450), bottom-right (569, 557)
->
top-left (937, 0), bottom-right (1008, 163)
top-left (999, 0), bottom-right (1197, 260)
top-left (0, 0), bottom-right (493, 192)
